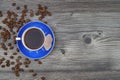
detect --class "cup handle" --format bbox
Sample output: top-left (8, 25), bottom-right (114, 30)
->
top-left (16, 37), bottom-right (21, 41)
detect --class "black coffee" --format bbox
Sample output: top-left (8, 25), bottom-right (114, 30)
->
top-left (24, 28), bottom-right (44, 49)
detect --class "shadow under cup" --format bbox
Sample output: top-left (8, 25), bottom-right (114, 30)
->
top-left (22, 27), bottom-right (45, 51)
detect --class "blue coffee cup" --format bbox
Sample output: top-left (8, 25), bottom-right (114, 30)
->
top-left (16, 21), bottom-right (55, 59)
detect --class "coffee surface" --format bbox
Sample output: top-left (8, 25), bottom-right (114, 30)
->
top-left (24, 28), bottom-right (44, 49)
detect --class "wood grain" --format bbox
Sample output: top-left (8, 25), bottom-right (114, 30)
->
top-left (0, 0), bottom-right (120, 80)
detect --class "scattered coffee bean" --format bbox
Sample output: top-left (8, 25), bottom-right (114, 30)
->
top-left (13, 52), bottom-right (17, 55)
top-left (29, 69), bottom-right (34, 73)
top-left (12, 3), bottom-right (16, 6)
top-left (9, 46), bottom-right (14, 50)
top-left (15, 72), bottom-right (20, 77)
top-left (38, 60), bottom-right (42, 64)
top-left (17, 56), bottom-right (22, 59)
top-left (1, 65), bottom-right (5, 68)
top-left (8, 43), bottom-right (12, 46)
top-left (19, 68), bottom-right (24, 72)
top-left (41, 76), bottom-right (46, 80)
top-left (1, 57), bottom-right (5, 61)
top-left (16, 6), bottom-right (20, 10)
top-left (30, 9), bottom-right (34, 17)
top-left (16, 48), bottom-right (19, 52)
top-left (24, 5), bottom-right (27, 9)
top-left (11, 61), bottom-right (15, 65)
top-left (47, 11), bottom-right (52, 16)
top-left (0, 11), bottom-right (3, 17)
top-left (4, 52), bottom-right (7, 55)
top-left (25, 65), bottom-right (29, 68)
top-left (10, 55), bottom-right (14, 59)
top-left (32, 73), bottom-right (37, 77)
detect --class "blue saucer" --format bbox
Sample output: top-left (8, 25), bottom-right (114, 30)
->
top-left (16, 21), bottom-right (55, 59)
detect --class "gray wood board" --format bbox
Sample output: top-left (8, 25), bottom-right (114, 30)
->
top-left (0, 0), bottom-right (120, 80)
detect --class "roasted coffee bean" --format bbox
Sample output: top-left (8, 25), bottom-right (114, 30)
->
top-left (16, 6), bottom-right (20, 10)
top-left (19, 68), bottom-right (24, 72)
top-left (0, 60), bottom-right (3, 65)
top-left (16, 59), bottom-right (20, 63)
top-left (47, 11), bottom-right (52, 16)
top-left (5, 60), bottom-right (10, 64)
top-left (12, 3), bottom-right (16, 6)
top-left (17, 56), bottom-right (22, 59)
top-left (25, 65), bottom-right (29, 68)
top-left (6, 63), bottom-right (10, 67)
top-left (8, 43), bottom-right (12, 46)
top-left (16, 48), bottom-right (19, 52)
top-left (1, 57), bottom-right (5, 61)
top-left (30, 9), bottom-right (34, 17)
top-left (9, 46), bottom-right (14, 50)
top-left (4, 52), bottom-right (7, 55)
top-left (41, 76), bottom-right (46, 80)
top-left (11, 61), bottom-right (15, 65)
top-left (38, 61), bottom-right (42, 64)
top-left (32, 73), bottom-right (37, 77)
top-left (15, 72), bottom-right (20, 77)
top-left (10, 55), bottom-right (14, 59)
top-left (0, 11), bottom-right (3, 17)
top-left (13, 52), bottom-right (17, 55)
top-left (24, 5), bottom-right (27, 9)
top-left (18, 62), bottom-right (22, 65)
top-left (29, 69), bottom-right (34, 73)
top-left (11, 67), bottom-right (15, 71)
top-left (1, 65), bottom-right (5, 68)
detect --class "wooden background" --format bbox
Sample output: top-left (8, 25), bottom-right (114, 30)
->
top-left (1, 0), bottom-right (120, 80)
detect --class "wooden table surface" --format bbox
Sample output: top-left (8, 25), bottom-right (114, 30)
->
top-left (1, 0), bottom-right (120, 80)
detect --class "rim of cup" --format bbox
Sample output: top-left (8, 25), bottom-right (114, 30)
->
top-left (21, 27), bottom-right (45, 51)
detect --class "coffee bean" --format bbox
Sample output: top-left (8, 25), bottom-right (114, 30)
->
top-left (12, 3), bottom-right (16, 6)
top-left (6, 60), bottom-right (10, 64)
top-left (15, 72), bottom-right (20, 77)
top-left (1, 65), bottom-right (5, 68)
top-left (16, 6), bottom-right (20, 10)
top-left (32, 73), bottom-right (37, 77)
top-left (4, 52), bottom-right (7, 55)
top-left (18, 62), bottom-right (22, 65)
top-left (10, 55), bottom-right (14, 59)
top-left (24, 5), bottom-right (27, 9)
top-left (1, 57), bottom-right (5, 61)
top-left (17, 56), bottom-right (22, 59)
top-left (11, 61), bottom-right (15, 65)
top-left (16, 48), bottom-right (19, 52)
top-left (25, 65), bottom-right (29, 68)
top-left (19, 68), bottom-right (24, 72)
top-left (16, 59), bottom-right (20, 63)
top-left (38, 61), bottom-right (42, 64)
top-left (0, 11), bottom-right (3, 17)
top-left (6, 63), bottom-right (10, 67)
top-left (0, 60), bottom-right (3, 65)
top-left (30, 9), bottom-right (34, 17)
top-left (11, 67), bottom-right (15, 71)
top-left (13, 52), bottom-right (17, 55)
top-left (29, 69), bottom-right (34, 73)
top-left (8, 43), bottom-right (12, 46)
top-left (0, 26), bottom-right (2, 29)
top-left (41, 76), bottom-right (46, 80)
top-left (47, 11), bottom-right (52, 16)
